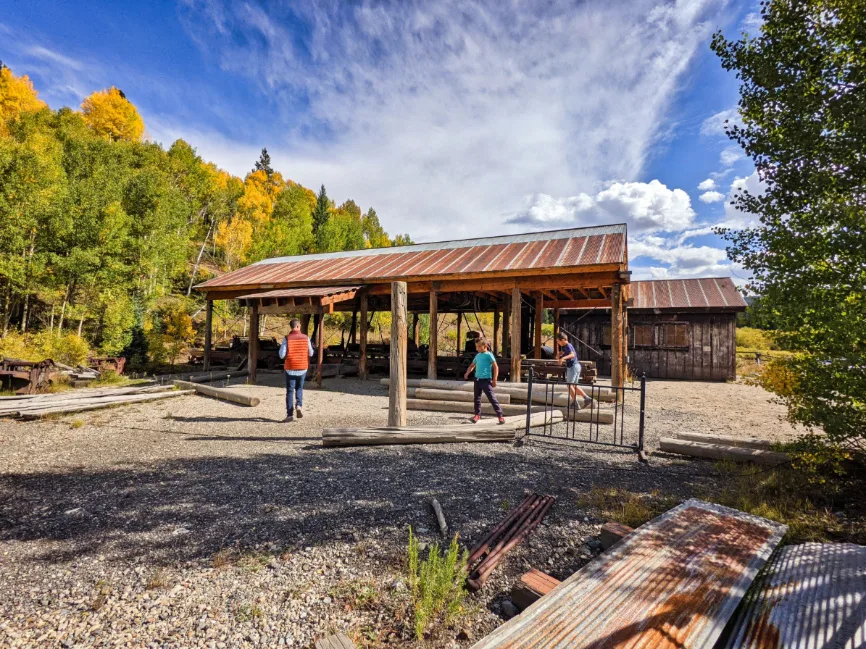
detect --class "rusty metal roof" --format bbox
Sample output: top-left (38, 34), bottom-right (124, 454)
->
top-left (234, 287), bottom-right (361, 301)
top-left (471, 500), bottom-right (786, 649)
top-left (631, 277), bottom-right (747, 311)
top-left (197, 225), bottom-right (627, 292)
top-left (717, 542), bottom-right (866, 649)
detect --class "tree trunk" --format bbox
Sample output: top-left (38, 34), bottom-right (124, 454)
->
top-left (20, 292), bottom-right (30, 333)
top-left (187, 222), bottom-right (214, 296)
top-left (78, 316), bottom-right (85, 337)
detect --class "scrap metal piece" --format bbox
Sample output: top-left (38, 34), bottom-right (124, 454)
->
top-left (471, 499), bottom-right (786, 649)
top-left (718, 542), bottom-right (866, 649)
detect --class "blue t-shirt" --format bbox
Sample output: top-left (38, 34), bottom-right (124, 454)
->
top-left (561, 343), bottom-right (577, 368)
top-left (473, 351), bottom-right (497, 379)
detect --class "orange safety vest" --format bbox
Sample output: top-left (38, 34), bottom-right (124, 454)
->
top-left (283, 331), bottom-right (311, 371)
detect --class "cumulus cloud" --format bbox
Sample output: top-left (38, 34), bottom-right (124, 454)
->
top-left (720, 146), bottom-right (744, 167)
top-left (700, 108), bottom-right (742, 137)
top-left (629, 237), bottom-right (741, 280)
top-left (699, 190), bottom-right (725, 203)
top-left (178, 0), bottom-right (726, 239)
top-left (508, 179), bottom-right (695, 234)
top-left (724, 170), bottom-right (767, 227)
top-left (697, 178), bottom-right (716, 191)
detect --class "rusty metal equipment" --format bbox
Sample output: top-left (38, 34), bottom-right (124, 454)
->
top-left (466, 493), bottom-right (555, 591)
top-left (86, 356), bottom-right (126, 375)
top-left (0, 358), bottom-right (58, 394)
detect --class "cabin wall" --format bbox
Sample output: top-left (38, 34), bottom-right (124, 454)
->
top-left (561, 311), bottom-right (737, 381)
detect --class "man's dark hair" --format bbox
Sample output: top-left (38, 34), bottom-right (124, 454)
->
top-left (289, 318), bottom-right (301, 330)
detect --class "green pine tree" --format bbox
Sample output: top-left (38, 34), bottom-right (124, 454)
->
top-left (253, 147), bottom-right (274, 178)
top-left (312, 184), bottom-right (330, 239)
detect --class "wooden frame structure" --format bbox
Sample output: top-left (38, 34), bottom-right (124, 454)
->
top-left (196, 225), bottom-right (631, 422)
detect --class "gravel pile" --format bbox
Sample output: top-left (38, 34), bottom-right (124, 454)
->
top-left (0, 376), bottom-right (800, 648)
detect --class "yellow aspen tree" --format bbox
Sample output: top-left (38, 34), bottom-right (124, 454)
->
top-left (81, 87), bottom-right (145, 141)
top-left (0, 67), bottom-right (47, 134)
top-left (215, 215), bottom-right (253, 269)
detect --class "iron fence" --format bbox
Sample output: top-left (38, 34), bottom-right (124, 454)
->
top-left (522, 367), bottom-right (646, 455)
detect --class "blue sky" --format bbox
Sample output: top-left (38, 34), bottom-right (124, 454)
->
top-left (1, 0), bottom-right (765, 282)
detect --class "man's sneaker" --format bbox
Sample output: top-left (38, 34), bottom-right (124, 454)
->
top-left (283, 415), bottom-right (294, 423)
top-left (582, 397), bottom-right (595, 408)
top-left (296, 407), bottom-right (304, 419)
top-left (471, 415), bottom-right (481, 423)
top-left (498, 416), bottom-right (506, 425)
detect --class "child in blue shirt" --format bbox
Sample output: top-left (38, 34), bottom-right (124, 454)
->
top-left (463, 337), bottom-right (505, 424)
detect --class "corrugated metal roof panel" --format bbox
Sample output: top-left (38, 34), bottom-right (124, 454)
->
top-left (718, 542), bottom-right (866, 649)
top-left (234, 286), bottom-right (361, 301)
top-left (471, 500), bottom-right (786, 649)
top-left (197, 225), bottom-right (627, 291)
top-left (630, 278), bottom-right (747, 311)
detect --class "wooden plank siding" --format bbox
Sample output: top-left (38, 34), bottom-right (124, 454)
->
top-left (561, 311), bottom-right (738, 381)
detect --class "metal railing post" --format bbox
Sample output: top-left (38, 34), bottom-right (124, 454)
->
top-left (524, 367), bottom-right (534, 439)
top-left (638, 373), bottom-right (646, 453)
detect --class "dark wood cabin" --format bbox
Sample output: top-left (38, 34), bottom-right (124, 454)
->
top-left (560, 277), bottom-right (747, 381)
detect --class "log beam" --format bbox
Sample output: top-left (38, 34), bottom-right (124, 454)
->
top-left (428, 290), bottom-right (438, 379)
top-left (315, 311), bottom-right (324, 388)
top-left (534, 292), bottom-right (543, 358)
top-left (248, 305), bottom-right (259, 385)
top-left (359, 292), bottom-right (368, 380)
top-left (203, 299), bottom-right (213, 371)
top-left (510, 288), bottom-right (521, 381)
top-left (611, 284), bottom-right (623, 388)
top-left (389, 281), bottom-right (408, 427)
top-left (493, 308), bottom-right (500, 356)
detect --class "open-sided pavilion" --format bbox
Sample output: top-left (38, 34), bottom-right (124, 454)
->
top-left (195, 224), bottom-right (631, 425)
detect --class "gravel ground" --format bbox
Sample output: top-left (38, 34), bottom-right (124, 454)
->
top-left (0, 375), bottom-right (801, 648)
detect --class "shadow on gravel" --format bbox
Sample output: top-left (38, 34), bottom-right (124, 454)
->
top-left (0, 444), bottom-right (716, 567)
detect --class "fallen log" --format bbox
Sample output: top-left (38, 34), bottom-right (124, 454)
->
top-left (17, 390), bottom-right (194, 419)
top-left (430, 498), bottom-right (448, 537)
top-left (406, 398), bottom-right (544, 417)
top-left (173, 380), bottom-right (260, 407)
top-left (0, 386), bottom-right (177, 417)
top-left (560, 408), bottom-right (614, 424)
top-left (322, 412), bottom-right (563, 447)
top-left (183, 370), bottom-right (250, 383)
top-left (659, 437), bottom-right (790, 466)
top-left (382, 378), bottom-right (615, 403)
top-left (674, 432), bottom-right (781, 450)
top-left (409, 387), bottom-right (511, 404)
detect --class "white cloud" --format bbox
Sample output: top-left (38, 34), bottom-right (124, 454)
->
top-left (178, 0), bottom-right (727, 240)
top-left (697, 178), bottom-right (716, 191)
top-left (700, 108), bottom-right (741, 137)
top-left (699, 190), bottom-right (725, 203)
top-left (720, 146), bottom-right (744, 166)
top-left (723, 170), bottom-right (766, 227)
top-left (509, 179), bottom-right (695, 234)
top-left (629, 236), bottom-right (743, 280)
top-left (741, 11), bottom-right (763, 34)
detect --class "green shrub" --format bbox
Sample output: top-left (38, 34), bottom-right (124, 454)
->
top-left (0, 331), bottom-right (90, 365)
top-left (736, 327), bottom-right (777, 350)
top-left (407, 527), bottom-right (468, 640)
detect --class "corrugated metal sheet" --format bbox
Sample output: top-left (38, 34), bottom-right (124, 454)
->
top-left (631, 278), bottom-right (746, 311)
top-left (717, 542), bottom-right (866, 649)
top-left (197, 225), bottom-right (627, 291)
top-left (471, 500), bottom-right (786, 649)
top-left (234, 286), bottom-right (361, 301)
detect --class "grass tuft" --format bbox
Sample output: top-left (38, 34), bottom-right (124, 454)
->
top-left (145, 567), bottom-right (170, 590)
top-left (578, 487), bottom-right (678, 528)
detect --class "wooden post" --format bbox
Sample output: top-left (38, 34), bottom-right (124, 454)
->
top-left (249, 305), bottom-right (259, 385)
top-left (389, 281), bottom-right (408, 427)
top-left (428, 290), bottom-right (438, 379)
top-left (350, 308), bottom-right (358, 345)
top-left (510, 288), bottom-right (521, 382)
top-left (534, 293), bottom-right (543, 358)
top-left (502, 293), bottom-right (510, 362)
top-left (316, 311), bottom-right (324, 388)
top-left (611, 284), bottom-right (623, 388)
top-left (359, 292), bottom-right (368, 380)
top-left (456, 313), bottom-right (462, 355)
top-left (412, 312), bottom-right (420, 346)
top-left (301, 313), bottom-right (311, 337)
top-left (493, 308), bottom-right (500, 356)
top-left (622, 301), bottom-right (629, 373)
top-left (203, 299), bottom-right (213, 371)
top-left (553, 308), bottom-right (560, 355)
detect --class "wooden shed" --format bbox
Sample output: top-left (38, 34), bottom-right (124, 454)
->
top-left (560, 277), bottom-right (747, 381)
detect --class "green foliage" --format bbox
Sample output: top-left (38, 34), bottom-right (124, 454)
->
top-left (121, 324), bottom-right (150, 370)
top-left (712, 0), bottom-right (866, 445)
top-left (0, 331), bottom-right (89, 365)
top-left (253, 147), bottom-right (273, 178)
top-left (407, 527), bottom-right (468, 640)
top-left (312, 184), bottom-right (330, 239)
top-left (736, 327), bottom-right (776, 350)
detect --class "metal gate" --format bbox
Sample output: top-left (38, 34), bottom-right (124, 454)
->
top-left (522, 368), bottom-right (646, 456)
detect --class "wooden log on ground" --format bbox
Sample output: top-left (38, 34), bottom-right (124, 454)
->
top-left (184, 370), bottom-right (250, 383)
top-left (659, 437), bottom-right (789, 465)
top-left (322, 411), bottom-right (563, 447)
top-left (406, 398), bottom-right (543, 417)
top-left (174, 380), bottom-right (260, 407)
top-left (410, 387), bottom-right (511, 404)
top-left (560, 408), bottom-right (614, 424)
top-left (430, 498), bottom-right (448, 537)
top-left (674, 432), bottom-right (781, 451)
top-left (17, 390), bottom-right (195, 419)
top-left (381, 378), bottom-right (615, 404)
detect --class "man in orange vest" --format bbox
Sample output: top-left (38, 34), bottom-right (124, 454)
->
top-left (280, 318), bottom-right (315, 422)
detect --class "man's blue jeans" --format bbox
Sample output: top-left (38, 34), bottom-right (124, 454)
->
top-left (285, 371), bottom-right (306, 416)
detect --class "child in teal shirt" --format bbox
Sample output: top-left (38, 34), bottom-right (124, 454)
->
top-left (463, 337), bottom-right (505, 424)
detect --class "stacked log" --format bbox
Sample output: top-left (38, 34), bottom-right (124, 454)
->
top-left (659, 436), bottom-right (789, 466)
top-left (381, 378), bottom-right (616, 404)
top-left (0, 385), bottom-right (192, 420)
top-left (173, 380), bottom-right (260, 407)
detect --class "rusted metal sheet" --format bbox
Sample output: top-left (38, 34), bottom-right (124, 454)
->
top-left (471, 500), bottom-right (786, 649)
top-left (717, 542), bottom-right (866, 649)
top-left (234, 286), bottom-right (361, 301)
top-left (631, 278), bottom-right (746, 311)
top-left (197, 225), bottom-right (627, 291)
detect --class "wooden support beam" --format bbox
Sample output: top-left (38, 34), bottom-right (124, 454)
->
top-left (412, 312), bottom-right (420, 346)
top-left (350, 308), bottom-right (358, 345)
top-left (359, 292), bottom-right (368, 380)
top-left (389, 281), bottom-right (408, 427)
top-left (611, 284), bottom-right (623, 388)
top-left (203, 299), bottom-right (213, 371)
top-left (316, 311), bottom-right (324, 388)
top-left (534, 292), bottom-right (543, 359)
top-left (539, 299), bottom-right (612, 310)
top-left (456, 313), bottom-right (462, 355)
top-left (553, 308), bottom-right (560, 353)
top-left (301, 313), bottom-right (311, 337)
top-left (502, 293), bottom-right (510, 360)
top-left (248, 305), bottom-right (259, 385)
top-left (623, 302), bottom-right (629, 372)
top-left (510, 288), bottom-right (521, 381)
top-left (428, 291), bottom-right (438, 380)
top-left (493, 309), bottom-right (500, 356)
